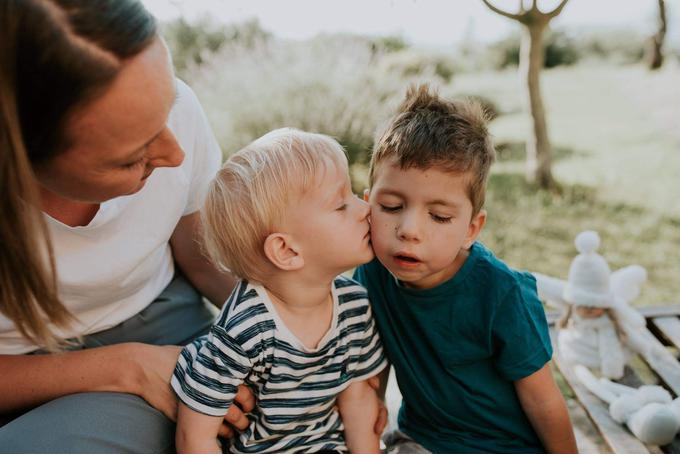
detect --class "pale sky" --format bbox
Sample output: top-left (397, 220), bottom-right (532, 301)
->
top-left (142, 0), bottom-right (679, 47)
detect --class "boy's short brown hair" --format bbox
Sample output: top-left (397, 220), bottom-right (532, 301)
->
top-left (369, 84), bottom-right (496, 215)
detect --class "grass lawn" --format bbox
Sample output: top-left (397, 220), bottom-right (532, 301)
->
top-left (448, 63), bottom-right (680, 307)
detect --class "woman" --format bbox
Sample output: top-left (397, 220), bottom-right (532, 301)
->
top-left (0, 1), bottom-right (252, 452)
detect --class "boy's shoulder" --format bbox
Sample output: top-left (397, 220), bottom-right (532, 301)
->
top-left (213, 280), bottom-right (272, 331)
top-left (334, 274), bottom-right (370, 307)
top-left (470, 242), bottom-right (537, 294)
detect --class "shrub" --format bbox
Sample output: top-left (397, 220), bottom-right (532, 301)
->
top-left (485, 30), bottom-right (580, 70)
top-left (574, 29), bottom-right (645, 64)
top-left (190, 35), bottom-right (444, 169)
top-left (162, 18), bottom-right (270, 78)
top-left (377, 50), bottom-right (458, 83)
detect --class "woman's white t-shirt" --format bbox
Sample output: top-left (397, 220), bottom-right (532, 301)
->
top-left (0, 80), bottom-right (222, 354)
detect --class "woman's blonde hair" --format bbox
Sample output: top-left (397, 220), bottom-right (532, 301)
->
top-left (201, 128), bottom-right (347, 283)
top-left (0, 0), bottom-right (157, 350)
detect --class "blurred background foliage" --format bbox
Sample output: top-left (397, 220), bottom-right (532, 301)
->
top-left (161, 16), bottom-right (680, 307)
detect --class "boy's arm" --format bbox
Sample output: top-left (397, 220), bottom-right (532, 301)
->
top-left (514, 364), bottom-right (577, 454)
top-left (337, 379), bottom-right (382, 454)
top-left (368, 363), bottom-right (391, 435)
top-left (176, 402), bottom-right (224, 454)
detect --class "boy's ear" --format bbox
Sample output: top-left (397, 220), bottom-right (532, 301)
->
top-left (464, 209), bottom-right (486, 249)
top-left (263, 233), bottom-right (304, 271)
top-left (363, 188), bottom-right (370, 202)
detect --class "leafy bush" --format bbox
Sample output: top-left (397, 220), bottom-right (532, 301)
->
top-left (189, 35), bottom-right (445, 170)
top-left (162, 18), bottom-right (270, 78)
top-left (485, 30), bottom-right (580, 69)
top-left (377, 50), bottom-right (458, 83)
top-left (574, 29), bottom-right (645, 64)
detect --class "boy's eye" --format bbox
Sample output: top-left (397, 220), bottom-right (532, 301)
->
top-left (336, 203), bottom-right (348, 211)
top-left (430, 213), bottom-right (452, 224)
top-left (379, 204), bottom-right (401, 213)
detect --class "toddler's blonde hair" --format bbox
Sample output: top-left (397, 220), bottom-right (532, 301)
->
top-left (202, 128), bottom-right (348, 283)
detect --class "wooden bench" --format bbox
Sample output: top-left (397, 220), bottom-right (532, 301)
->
top-left (546, 305), bottom-right (680, 454)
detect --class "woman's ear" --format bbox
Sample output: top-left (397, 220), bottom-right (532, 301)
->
top-left (263, 233), bottom-right (304, 271)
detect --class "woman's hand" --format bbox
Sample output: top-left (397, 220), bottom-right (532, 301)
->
top-left (129, 343), bottom-right (183, 421)
top-left (127, 343), bottom-right (255, 437)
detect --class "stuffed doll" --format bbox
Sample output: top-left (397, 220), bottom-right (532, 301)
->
top-left (533, 230), bottom-right (659, 380)
top-left (574, 364), bottom-right (680, 445)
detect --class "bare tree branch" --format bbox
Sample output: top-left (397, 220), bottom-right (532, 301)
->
top-left (658, 0), bottom-right (667, 35)
top-left (547, 0), bottom-right (570, 18)
top-left (481, 0), bottom-right (522, 21)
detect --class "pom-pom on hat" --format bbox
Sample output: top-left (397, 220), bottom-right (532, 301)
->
top-left (563, 231), bottom-right (614, 307)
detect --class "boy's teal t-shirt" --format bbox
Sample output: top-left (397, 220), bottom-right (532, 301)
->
top-left (354, 242), bottom-right (552, 454)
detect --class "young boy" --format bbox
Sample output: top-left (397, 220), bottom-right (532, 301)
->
top-left (354, 85), bottom-right (577, 454)
top-left (171, 128), bottom-right (387, 453)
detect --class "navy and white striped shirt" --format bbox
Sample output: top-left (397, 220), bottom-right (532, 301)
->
top-left (171, 276), bottom-right (387, 453)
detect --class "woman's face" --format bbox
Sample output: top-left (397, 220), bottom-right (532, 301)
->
top-left (34, 37), bottom-right (185, 204)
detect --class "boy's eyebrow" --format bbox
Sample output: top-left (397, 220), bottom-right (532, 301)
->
top-left (428, 199), bottom-right (461, 209)
top-left (376, 189), bottom-right (460, 209)
top-left (375, 188), bottom-right (405, 198)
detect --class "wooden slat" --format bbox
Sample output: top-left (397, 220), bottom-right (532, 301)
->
top-left (634, 328), bottom-right (680, 396)
top-left (546, 305), bottom-right (680, 326)
top-left (549, 328), bottom-right (650, 454)
top-left (652, 316), bottom-right (680, 351)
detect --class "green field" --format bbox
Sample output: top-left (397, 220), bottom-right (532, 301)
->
top-left (448, 64), bottom-right (680, 307)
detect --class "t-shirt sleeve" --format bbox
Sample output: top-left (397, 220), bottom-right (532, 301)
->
top-left (347, 298), bottom-right (388, 383)
top-left (177, 81), bottom-right (222, 215)
top-left (492, 273), bottom-right (553, 381)
top-left (171, 325), bottom-right (252, 416)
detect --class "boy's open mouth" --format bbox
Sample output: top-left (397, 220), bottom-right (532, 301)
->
top-left (395, 254), bottom-right (420, 264)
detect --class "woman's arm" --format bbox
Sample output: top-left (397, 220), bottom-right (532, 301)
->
top-left (514, 363), bottom-right (577, 454)
top-left (0, 343), bottom-right (180, 419)
top-left (171, 212), bottom-right (237, 307)
top-left (1, 343), bottom-right (255, 437)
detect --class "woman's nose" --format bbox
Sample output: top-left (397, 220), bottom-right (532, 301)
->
top-left (146, 127), bottom-right (185, 168)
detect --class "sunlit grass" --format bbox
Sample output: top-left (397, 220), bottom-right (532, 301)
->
top-left (450, 64), bottom-right (680, 307)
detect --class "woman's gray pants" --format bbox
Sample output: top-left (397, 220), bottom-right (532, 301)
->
top-left (0, 273), bottom-right (215, 454)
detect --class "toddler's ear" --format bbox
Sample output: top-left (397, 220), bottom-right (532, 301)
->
top-left (263, 233), bottom-right (304, 271)
top-left (363, 189), bottom-right (370, 202)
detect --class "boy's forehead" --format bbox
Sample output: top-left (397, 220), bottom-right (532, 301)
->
top-left (372, 158), bottom-right (471, 186)
top-left (371, 160), bottom-right (474, 205)
top-left (291, 160), bottom-right (347, 203)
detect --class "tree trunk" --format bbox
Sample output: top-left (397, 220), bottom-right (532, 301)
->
top-left (647, 0), bottom-right (667, 70)
top-left (519, 22), bottom-right (555, 189)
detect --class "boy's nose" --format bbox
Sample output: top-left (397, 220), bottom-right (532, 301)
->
top-left (396, 216), bottom-right (421, 242)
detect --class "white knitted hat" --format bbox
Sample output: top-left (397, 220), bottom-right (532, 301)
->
top-left (563, 231), bottom-right (614, 308)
